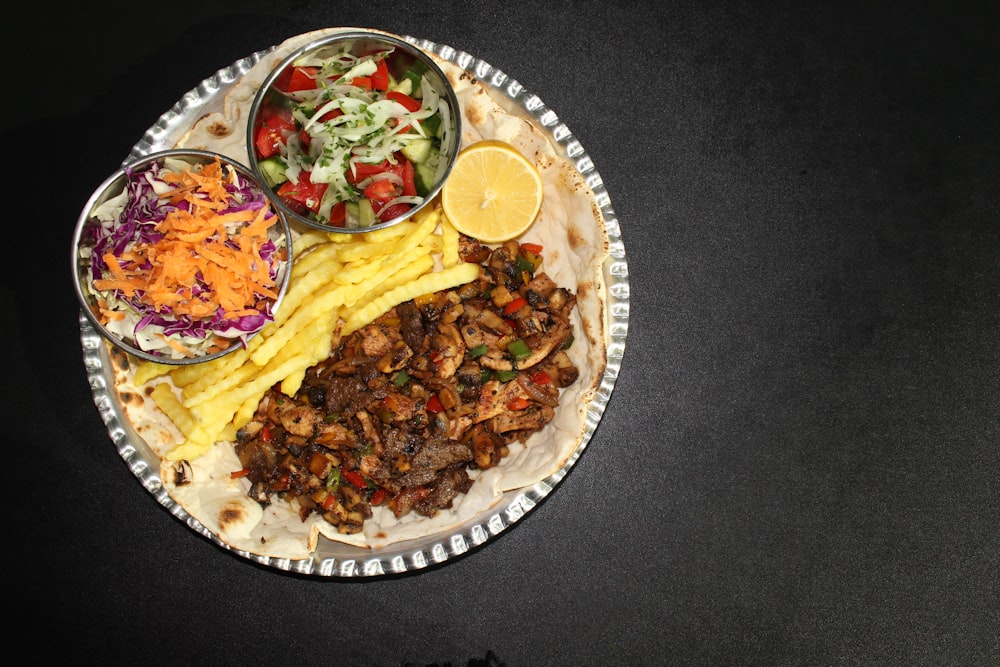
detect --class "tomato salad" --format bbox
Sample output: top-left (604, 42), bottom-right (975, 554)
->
top-left (252, 46), bottom-right (453, 229)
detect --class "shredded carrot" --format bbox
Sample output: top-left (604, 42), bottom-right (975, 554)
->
top-left (91, 158), bottom-right (282, 323)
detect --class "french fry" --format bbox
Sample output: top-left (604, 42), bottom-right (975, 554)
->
top-left (441, 217), bottom-right (460, 268)
top-left (342, 261), bottom-right (480, 335)
top-left (178, 342), bottom-right (257, 400)
top-left (290, 237), bottom-right (343, 278)
top-left (250, 275), bottom-right (346, 367)
top-left (149, 382), bottom-right (197, 438)
top-left (182, 362), bottom-right (259, 409)
top-left (334, 237), bottom-right (399, 263)
top-left (168, 338), bottom-right (258, 388)
top-left (348, 254), bottom-right (435, 313)
top-left (132, 360), bottom-right (174, 386)
top-left (360, 218), bottom-right (420, 244)
top-left (293, 229), bottom-right (339, 256)
top-left (333, 211), bottom-right (438, 286)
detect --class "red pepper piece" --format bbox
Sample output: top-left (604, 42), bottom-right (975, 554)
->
top-left (530, 370), bottom-right (552, 385)
top-left (371, 488), bottom-right (390, 505)
top-left (343, 470), bottom-right (367, 489)
top-left (503, 297), bottom-right (528, 316)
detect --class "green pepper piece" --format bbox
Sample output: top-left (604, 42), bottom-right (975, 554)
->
top-left (495, 369), bottom-right (517, 382)
top-left (326, 468), bottom-right (341, 492)
top-left (507, 339), bottom-right (531, 360)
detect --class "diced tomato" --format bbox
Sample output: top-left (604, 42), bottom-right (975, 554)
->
top-left (371, 59), bottom-right (390, 91)
top-left (401, 159), bottom-right (417, 197)
top-left (356, 76), bottom-right (376, 90)
top-left (254, 107), bottom-right (295, 158)
top-left (328, 201), bottom-right (347, 227)
top-left (363, 179), bottom-right (400, 202)
top-left (277, 172), bottom-right (329, 215)
top-left (317, 108), bottom-right (343, 123)
top-left (283, 66), bottom-right (320, 92)
top-left (386, 90), bottom-right (422, 112)
top-left (343, 470), bottom-right (367, 489)
top-left (347, 159), bottom-right (389, 184)
top-left (377, 203), bottom-right (411, 221)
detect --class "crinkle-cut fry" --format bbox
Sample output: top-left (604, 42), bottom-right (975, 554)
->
top-left (133, 360), bottom-right (174, 386)
top-left (333, 210), bottom-right (438, 286)
top-left (293, 229), bottom-right (350, 256)
top-left (177, 341), bottom-right (258, 399)
top-left (420, 235), bottom-right (443, 255)
top-left (359, 218), bottom-right (421, 244)
top-left (250, 280), bottom-right (345, 367)
top-left (231, 394), bottom-right (261, 434)
top-left (335, 237), bottom-right (400, 263)
top-left (441, 217), bottom-right (460, 268)
top-left (165, 409), bottom-right (235, 461)
top-left (290, 238), bottom-right (343, 279)
top-left (221, 351), bottom-right (314, 417)
top-left (149, 382), bottom-right (197, 437)
top-left (280, 368), bottom-right (308, 398)
top-left (342, 261), bottom-right (480, 335)
top-left (276, 309), bottom-right (339, 397)
top-left (182, 362), bottom-right (258, 409)
top-left (170, 350), bottom-right (315, 461)
top-left (339, 248), bottom-right (436, 309)
top-left (269, 254), bottom-right (343, 328)
top-left (168, 337), bottom-right (259, 388)
top-left (348, 254), bottom-right (435, 313)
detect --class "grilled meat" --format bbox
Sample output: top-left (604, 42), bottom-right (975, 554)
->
top-left (233, 237), bottom-right (580, 533)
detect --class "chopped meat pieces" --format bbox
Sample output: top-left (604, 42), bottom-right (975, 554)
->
top-left (233, 236), bottom-right (580, 532)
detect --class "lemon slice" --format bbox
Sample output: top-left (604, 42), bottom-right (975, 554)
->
top-left (440, 140), bottom-right (544, 243)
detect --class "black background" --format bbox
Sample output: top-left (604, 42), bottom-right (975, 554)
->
top-left (6, 1), bottom-right (998, 665)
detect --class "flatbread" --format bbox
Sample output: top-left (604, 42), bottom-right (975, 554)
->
top-left (109, 27), bottom-right (610, 558)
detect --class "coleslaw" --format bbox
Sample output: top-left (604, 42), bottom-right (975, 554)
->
top-left (80, 155), bottom-right (288, 360)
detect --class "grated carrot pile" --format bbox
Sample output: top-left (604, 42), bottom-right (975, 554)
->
top-left (92, 159), bottom-right (281, 323)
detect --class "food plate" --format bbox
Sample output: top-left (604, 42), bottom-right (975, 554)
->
top-left (80, 34), bottom-right (629, 577)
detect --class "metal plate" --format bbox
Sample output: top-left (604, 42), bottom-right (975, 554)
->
top-left (80, 35), bottom-right (630, 577)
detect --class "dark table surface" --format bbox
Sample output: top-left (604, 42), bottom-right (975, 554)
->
top-left (7, 1), bottom-right (998, 665)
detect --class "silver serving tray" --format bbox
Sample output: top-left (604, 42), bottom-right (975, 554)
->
top-left (80, 35), bottom-right (630, 577)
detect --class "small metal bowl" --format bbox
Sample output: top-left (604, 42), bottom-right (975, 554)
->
top-left (245, 30), bottom-right (461, 234)
top-left (72, 149), bottom-right (293, 365)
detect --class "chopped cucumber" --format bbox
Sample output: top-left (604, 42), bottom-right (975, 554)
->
top-left (422, 113), bottom-right (442, 138)
top-left (401, 138), bottom-right (434, 164)
top-left (358, 198), bottom-right (376, 227)
top-left (345, 201), bottom-right (360, 227)
top-left (414, 161), bottom-right (438, 197)
top-left (390, 76), bottom-right (413, 96)
top-left (257, 157), bottom-right (288, 189)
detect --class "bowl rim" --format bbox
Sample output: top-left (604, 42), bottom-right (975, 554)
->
top-left (244, 29), bottom-right (462, 235)
top-left (72, 148), bottom-right (294, 366)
